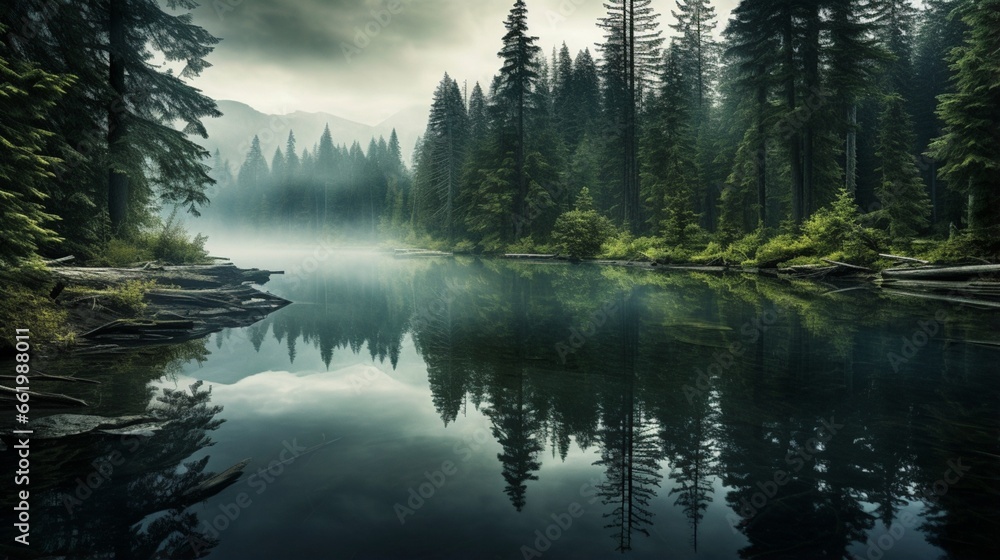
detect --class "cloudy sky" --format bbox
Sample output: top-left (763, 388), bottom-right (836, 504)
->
top-left (186, 0), bottom-right (742, 125)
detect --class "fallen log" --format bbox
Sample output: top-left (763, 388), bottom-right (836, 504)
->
top-left (881, 264), bottom-right (1000, 281)
top-left (0, 385), bottom-right (88, 407)
top-left (879, 253), bottom-right (930, 264)
top-left (504, 253), bottom-right (559, 260)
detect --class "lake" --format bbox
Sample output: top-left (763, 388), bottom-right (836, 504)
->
top-left (5, 248), bottom-right (998, 559)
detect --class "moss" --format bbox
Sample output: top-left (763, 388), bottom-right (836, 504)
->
top-left (0, 264), bottom-right (72, 354)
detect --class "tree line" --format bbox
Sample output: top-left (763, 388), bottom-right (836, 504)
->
top-left (399, 0), bottom-right (999, 258)
top-left (202, 127), bottom-right (410, 235)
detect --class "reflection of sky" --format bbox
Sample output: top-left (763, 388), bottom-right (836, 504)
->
top-left (159, 330), bottom-right (756, 559)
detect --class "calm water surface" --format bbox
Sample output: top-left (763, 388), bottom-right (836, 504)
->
top-left (5, 248), bottom-right (999, 559)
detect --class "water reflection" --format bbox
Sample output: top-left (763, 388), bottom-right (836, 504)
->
top-left (5, 254), bottom-right (998, 558)
top-left (246, 256), bottom-right (998, 559)
top-left (0, 378), bottom-right (240, 559)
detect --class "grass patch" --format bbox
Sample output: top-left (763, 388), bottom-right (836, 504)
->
top-left (93, 209), bottom-right (209, 266)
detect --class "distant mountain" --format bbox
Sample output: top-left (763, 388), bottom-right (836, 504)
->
top-left (197, 100), bottom-right (427, 171)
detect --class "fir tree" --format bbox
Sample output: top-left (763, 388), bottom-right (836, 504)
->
top-left (496, 0), bottom-right (542, 240)
top-left (929, 0), bottom-right (1000, 233)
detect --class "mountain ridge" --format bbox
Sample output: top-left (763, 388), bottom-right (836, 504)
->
top-left (198, 100), bottom-right (427, 171)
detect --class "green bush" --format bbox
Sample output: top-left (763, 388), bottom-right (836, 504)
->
top-left (104, 279), bottom-right (156, 314)
top-left (803, 188), bottom-right (884, 266)
top-left (552, 188), bottom-right (616, 258)
top-left (93, 210), bottom-right (209, 266)
top-left (752, 233), bottom-right (817, 267)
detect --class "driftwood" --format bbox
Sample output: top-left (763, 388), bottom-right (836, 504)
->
top-left (879, 253), bottom-right (930, 264)
top-left (0, 385), bottom-right (88, 407)
top-left (881, 264), bottom-right (1000, 281)
top-left (43, 255), bottom-right (76, 265)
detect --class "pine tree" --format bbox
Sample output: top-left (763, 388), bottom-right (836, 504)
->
top-left (670, 0), bottom-right (719, 112)
top-left (873, 93), bottom-right (931, 243)
top-left (420, 74), bottom-right (470, 239)
top-left (105, 0), bottom-right (221, 234)
top-left (496, 0), bottom-right (542, 240)
top-left (724, 0), bottom-right (781, 229)
top-left (598, 0), bottom-right (664, 233)
top-left (641, 44), bottom-right (699, 242)
top-left (826, 0), bottom-right (883, 197)
top-left (928, 0), bottom-right (1000, 234)
top-left (913, 0), bottom-right (967, 224)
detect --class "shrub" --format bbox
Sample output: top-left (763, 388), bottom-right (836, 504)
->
top-left (103, 279), bottom-right (157, 314)
top-left (552, 188), bottom-right (616, 258)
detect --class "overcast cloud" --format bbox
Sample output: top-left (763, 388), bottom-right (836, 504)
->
top-left (186, 0), bottom-right (742, 124)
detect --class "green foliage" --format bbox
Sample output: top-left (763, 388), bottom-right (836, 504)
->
top-left (0, 36), bottom-right (71, 266)
top-left (145, 210), bottom-right (209, 264)
top-left (752, 234), bottom-right (818, 267)
top-left (0, 264), bottom-right (71, 353)
top-left (871, 93), bottom-right (931, 245)
top-left (803, 188), bottom-right (884, 265)
top-left (928, 0), bottom-right (1000, 232)
top-left (103, 279), bottom-right (156, 314)
top-left (552, 188), bottom-right (616, 258)
top-left (94, 211), bottom-right (208, 266)
top-left (918, 230), bottom-right (1000, 265)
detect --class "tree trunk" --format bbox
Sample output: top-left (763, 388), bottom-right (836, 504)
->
top-left (784, 16), bottom-right (804, 225)
top-left (846, 105), bottom-right (857, 196)
top-left (757, 79), bottom-right (768, 228)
